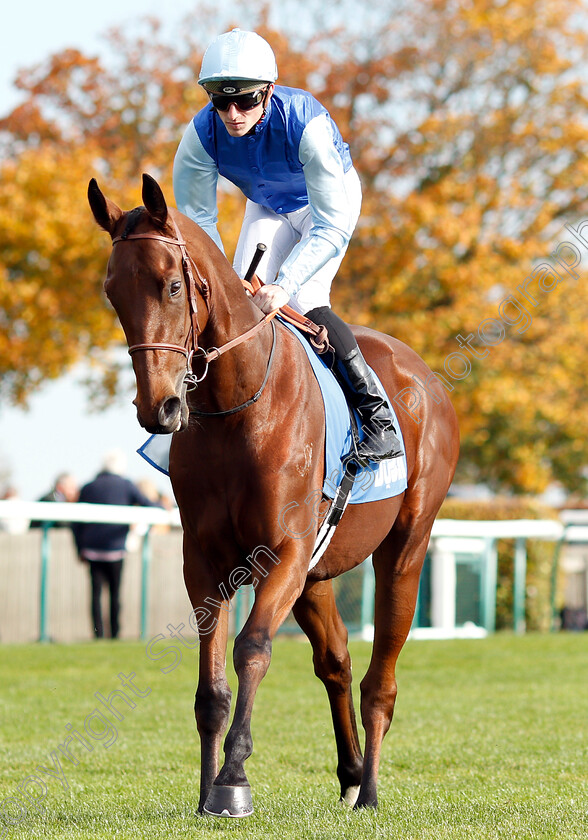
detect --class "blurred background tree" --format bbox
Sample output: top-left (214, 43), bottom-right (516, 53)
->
top-left (1, 0), bottom-right (588, 495)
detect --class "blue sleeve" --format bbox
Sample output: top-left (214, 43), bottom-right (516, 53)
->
top-left (276, 114), bottom-right (361, 296)
top-left (173, 119), bottom-right (225, 253)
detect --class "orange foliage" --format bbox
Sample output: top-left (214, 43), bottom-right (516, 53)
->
top-left (2, 0), bottom-right (588, 493)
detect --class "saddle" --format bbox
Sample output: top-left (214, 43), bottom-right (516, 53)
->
top-left (239, 257), bottom-right (376, 567)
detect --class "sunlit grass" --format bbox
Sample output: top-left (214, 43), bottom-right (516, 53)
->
top-left (0, 634), bottom-right (586, 839)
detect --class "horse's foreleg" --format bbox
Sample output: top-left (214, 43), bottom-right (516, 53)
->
top-left (204, 552), bottom-right (307, 817)
top-left (184, 558), bottom-right (232, 815)
top-left (355, 528), bottom-right (431, 810)
top-left (194, 611), bottom-right (231, 813)
top-left (292, 579), bottom-right (363, 805)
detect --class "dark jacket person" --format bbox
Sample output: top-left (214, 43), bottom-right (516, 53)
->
top-left (73, 450), bottom-right (161, 639)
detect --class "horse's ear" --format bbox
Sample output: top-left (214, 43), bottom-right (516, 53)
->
top-left (142, 173), bottom-right (168, 229)
top-left (88, 178), bottom-right (123, 236)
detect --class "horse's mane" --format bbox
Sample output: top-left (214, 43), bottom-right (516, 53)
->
top-left (121, 206), bottom-right (146, 239)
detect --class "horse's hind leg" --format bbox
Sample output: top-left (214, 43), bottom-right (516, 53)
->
top-left (292, 579), bottom-right (363, 805)
top-left (355, 525), bottom-right (431, 809)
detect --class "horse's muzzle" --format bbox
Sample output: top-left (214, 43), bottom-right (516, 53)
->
top-left (158, 395), bottom-right (184, 431)
top-left (134, 393), bottom-right (187, 434)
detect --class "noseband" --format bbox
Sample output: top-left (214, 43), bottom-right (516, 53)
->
top-left (111, 219), bottom-right (278, 400)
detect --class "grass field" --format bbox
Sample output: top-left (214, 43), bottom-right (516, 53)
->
top-left (0, 633), bottom-right (586, 839)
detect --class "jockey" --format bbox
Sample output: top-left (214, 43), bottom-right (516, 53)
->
top-left (173, 28), bottom-right (402, 464)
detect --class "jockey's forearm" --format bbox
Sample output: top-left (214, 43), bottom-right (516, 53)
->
top-left (276, 231), bottom-right (341, 297)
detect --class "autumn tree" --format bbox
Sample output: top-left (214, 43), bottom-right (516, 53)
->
top-left (312, 0), bottom-right (588, 494)
top-left (0, 17), bottom-right (239, 404)
top-left (2, 0), bottom-right (588, 494)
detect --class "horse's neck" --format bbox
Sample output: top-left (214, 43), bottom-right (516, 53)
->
top-left (194, 303), bottom-right (273, 417)
top-left (174, 211), bottom-right (258, 341)
top-left (182, 224), bottom-right (273, 414)
top-left (200, 256), bottom-right (260, 346)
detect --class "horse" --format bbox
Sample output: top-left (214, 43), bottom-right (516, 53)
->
top-left (88, 173), bottom-right (459, 817)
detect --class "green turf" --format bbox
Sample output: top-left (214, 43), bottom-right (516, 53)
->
top-left (0, 634), bottom-right (586, 839)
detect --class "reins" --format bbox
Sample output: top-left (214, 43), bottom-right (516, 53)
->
top-left (190, 320), bottom-right (277, 417)
top-left (240, 271), bottom-right (330, 354)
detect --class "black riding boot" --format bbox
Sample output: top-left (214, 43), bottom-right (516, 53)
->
top-left (304, 305), bottom-right (403, 465)
top-left (336, 346), bottom-right (403, 464)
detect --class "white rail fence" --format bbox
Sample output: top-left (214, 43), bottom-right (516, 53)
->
top-left (0, 501), bottom-right (184, 644)
top-left (0, 501), bottom-right (585, 643)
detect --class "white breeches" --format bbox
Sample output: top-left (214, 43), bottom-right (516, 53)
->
top-left (232, 168), bottom-right (362, 313)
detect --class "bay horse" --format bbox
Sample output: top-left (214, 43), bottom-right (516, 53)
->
top-left (88, 174), bottom-right (459, 817)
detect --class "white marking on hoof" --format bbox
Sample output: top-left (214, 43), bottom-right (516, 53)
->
top-left (203, 806), bottom-right (253, 818)
top-left (340, 785), bottom-right (360, 807)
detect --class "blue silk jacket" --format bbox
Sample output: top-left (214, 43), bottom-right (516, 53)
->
top-left (173, 86), bottom-right (359, 296)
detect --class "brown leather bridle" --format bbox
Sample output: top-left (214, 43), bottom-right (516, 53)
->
top-left (111, 220), bottom-right (277, 390)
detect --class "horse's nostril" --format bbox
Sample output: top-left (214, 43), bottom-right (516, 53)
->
top-left (158, 396), bottom-right (181, 429)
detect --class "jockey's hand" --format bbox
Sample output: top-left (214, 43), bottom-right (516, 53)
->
top-left (253, 284), bottom-right (290, 314)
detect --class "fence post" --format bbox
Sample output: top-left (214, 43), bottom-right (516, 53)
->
top-left (140, 527), bottom-right (152, 640)
top-left (39, 523), bottom-right (52, 643)
top-left (360, 556), bottom-right (375, 639)
top-left (549, 528), bottom-right (567, 632)
top-left (234, 586), bottom-right (254, 635)
top-left (234, 587), bottom-right (245, 635)
top-left (513, 537), bottom-right (527, 634)
top-left (430, 539), bottom-right (456, 632)
top-left (481, 538), bottom-right (497, 633)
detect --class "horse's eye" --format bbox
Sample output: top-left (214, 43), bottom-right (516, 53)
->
top-left (170, 280), bottom-right (182, 297)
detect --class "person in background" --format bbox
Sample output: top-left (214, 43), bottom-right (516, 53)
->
top-left (72, 450), bottom-right (161, 640)
top-left (134, 479), bottom-right (175, 535)
top-left (0, 486), bottom-right (30, 534)
top-left (29, 472), bottom-right (79, 528)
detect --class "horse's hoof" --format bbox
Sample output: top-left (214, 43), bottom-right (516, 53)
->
top-left (353, 796), bottom-right (377, 810)
top-left (203, 784), bottom-right (253, 818)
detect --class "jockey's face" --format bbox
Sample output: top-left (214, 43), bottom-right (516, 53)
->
top-left (216, 85), bottom-right (274, 138)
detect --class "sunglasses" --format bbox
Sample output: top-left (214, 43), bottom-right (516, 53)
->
top-left (209, 87), bottom-right (268, 112)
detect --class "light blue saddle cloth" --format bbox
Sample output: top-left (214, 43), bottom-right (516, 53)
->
top-left (280, 322), bottom-right (407, 504)
top-left (139, 319), bottom-right (407, 504)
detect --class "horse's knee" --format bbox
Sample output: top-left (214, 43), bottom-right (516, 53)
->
top-left (195, 680), bottom-right (232, 735)
top-left (359, 676), bottom-right (398, 733)
top-left (233, 629), bottom-right (272, 674)
top-left (313, 645), bottom-right (352, 693)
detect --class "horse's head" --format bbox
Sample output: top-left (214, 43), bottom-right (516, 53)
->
top-left (88, 174), bottom-right (210, 434)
